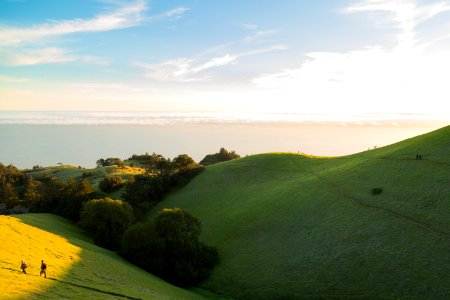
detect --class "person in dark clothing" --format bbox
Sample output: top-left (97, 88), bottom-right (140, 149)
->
top-left (40, 260), bottom-right (47, 278)
top-left (20, 261), bottom-right (27, 274)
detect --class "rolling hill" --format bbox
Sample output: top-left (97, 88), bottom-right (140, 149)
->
top-left (150, 125), bottom-right (450, 299)
top-left (0, 213), bottom-right (202, 299)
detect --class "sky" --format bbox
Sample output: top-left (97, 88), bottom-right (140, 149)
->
top-left (0, 0), bottom-right (450, 121)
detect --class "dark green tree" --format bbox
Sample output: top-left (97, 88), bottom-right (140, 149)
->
top-left (172, 154), bottom-right (196, 172)
top-left (23, 177), bottom-right (43, 207)
top-left (79, 198), bottom-right (134, 249)
top-left (99, 175), bottom-right (125, 193)
top-left (121, 208), bottom-right (219, 287)
top-left (0, 182), bottom-right (20, 209)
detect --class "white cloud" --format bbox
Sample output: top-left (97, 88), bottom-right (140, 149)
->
top-left (0, 74), bottom-right (29, 83)
top-left (243, 30), bottom-right (278, 44)
top-left (1, 47), bottom-right (111, 66)
top-left (70, 82), bottom-right (143, 92)
top-left (0, 0), bottom-right (147, 46)
top-left (136, 44), bottom-right (286, 82)
top-left (6, 48), bottom-right (75, 66)
top-left (163, 7), bottom-right (189, 17)
top-left (238, 23), bottom-right (259, 30)
top-left (193, 54), bottom-right (238, 72)
top-left (345, 0), bottom-right (450, 49)
top-left (250, 0), bottom-right (450, 117)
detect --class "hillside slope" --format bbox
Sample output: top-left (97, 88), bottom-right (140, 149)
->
top-left (151, 125), bottom-right (450, 299)
top-left (0, 214), bottom-right (201, 299)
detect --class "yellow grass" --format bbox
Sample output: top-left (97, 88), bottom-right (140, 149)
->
top-left (112, 165), bottom-right (146, 175)
top-left (0, 216), bottom-right (80, 299)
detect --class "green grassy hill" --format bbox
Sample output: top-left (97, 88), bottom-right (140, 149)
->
top-left (0, 213), bottom-right (202, 299)
top-left (150, 125), bottom-right (450, 299)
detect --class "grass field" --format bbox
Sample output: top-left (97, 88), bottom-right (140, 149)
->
top-left (150, 125), bottom-right (450, 299)
top-left (0, 213), bottom-right (202, 299)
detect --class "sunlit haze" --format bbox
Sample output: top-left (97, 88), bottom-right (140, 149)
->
top-left (0, 0), bottom-right (449, 166)
top-left (1, 0), bottom-right (449, 119)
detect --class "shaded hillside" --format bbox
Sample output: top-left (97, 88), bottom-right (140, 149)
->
top-left (0, 214), bottom-right (202, 299)
top-left (150, 125), bottom-right (450, 299)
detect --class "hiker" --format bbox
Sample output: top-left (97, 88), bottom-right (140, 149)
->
top-left (416, 154), bottom-right (419, 160)
top-left (20, 260), bottom-right (27, 274)
top-left (40, 260), bottom-right (47, 278)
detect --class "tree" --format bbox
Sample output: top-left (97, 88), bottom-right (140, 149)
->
top-left (99, 175), bottom-right (125, 193)
top-left (0, 182), bottom-right (20, 209)
top-left (79, 198), bottom-right (134, 249)
top-left (172, 154), bottom-right (196, 172)
top-left (200, 148), bottom-right (240, 166)
top-left (57, 178), bottom-right (94, 221)
top-left (120, 208), bottom-right (219, 287)
top-left (23, 177), bottom-right (43, 207)
top-left (96, 158), bottom-right (124, 168)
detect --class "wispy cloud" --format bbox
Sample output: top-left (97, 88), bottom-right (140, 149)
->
top-left (345, 0), bottom-right (450, 49)
top-left (2, 47), bottom-right (110, 66)
top-left (135, 25), bottom-right (285, 82)
top-left (0, 74), bottom-right (29, 83)
top-left (6, 48), bottom-right (75, 66)
top-left (237, 23), bottom-right (259, 30)
top-left (0, 0), bottom-right (147, 46)
top-left (162, 7), bottom-right (189, 18)
top-left (136, 44), bottom-right (286, 82)
top-left (69, 82), bottom-right (143, 92)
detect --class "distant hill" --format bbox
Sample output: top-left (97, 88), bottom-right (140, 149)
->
top-left (150, 125), bottom-right (450, 299)
top-left (0, 213), bottom-right (202, 299)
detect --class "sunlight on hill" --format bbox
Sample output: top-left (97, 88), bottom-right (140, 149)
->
top-left (0, 214), bottom-right (203, 299)
top-left (0, 216), bottom-right (80, 299)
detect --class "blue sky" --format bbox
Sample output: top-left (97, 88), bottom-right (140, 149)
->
top-left (0, 0), bottom-right (449, 120)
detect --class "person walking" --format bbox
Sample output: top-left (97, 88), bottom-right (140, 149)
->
top-left (20, 260), bottom-right (27, 274)
top-left (40, 260), bottom-right (47, 278)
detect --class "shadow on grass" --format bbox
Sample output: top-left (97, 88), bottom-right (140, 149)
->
top-left (13, 213), bottom-right (202, 300)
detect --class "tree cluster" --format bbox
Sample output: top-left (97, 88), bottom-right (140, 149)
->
top-left (96, 157), bottom-right (124, 168)
top-left (200, 147), bottom-right (240, 166)
top-left (99, 175), bottom-right (125, 193)
top-left (0, 163), bottom-right (97, 220)
top-left (79, 198), bottom-right (134, 249)
top-left (122, 154), bottom-right (204, 220)
top-left (120, 208), bottom-right (218, 287)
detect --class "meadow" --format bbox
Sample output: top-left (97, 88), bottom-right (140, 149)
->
top-left (149, 125), bottom-right (450, 299)
top-left (0, 214), bottom-right (202, 299)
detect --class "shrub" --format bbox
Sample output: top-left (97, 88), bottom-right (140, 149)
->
top-left (99, 175), bottom-right (125, 193)
top-left (79, 198), bottom-right (134, 249)
top-left (371, 187), bottom-right (383, 195)
top-left (121, 208), bottom-right (219, 287)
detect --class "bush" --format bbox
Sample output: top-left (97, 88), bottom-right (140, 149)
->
top-left (121, 208), bottom-right (219, 287)
top-left (99, 175), bottom-right (125, 193)
top-left (79, 198), bottom-right (134, 249)
top-left (371, 187), bottom-right (383, 195)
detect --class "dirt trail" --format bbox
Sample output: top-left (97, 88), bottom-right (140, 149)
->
top-left (288, 156), bottom-right (450, 239)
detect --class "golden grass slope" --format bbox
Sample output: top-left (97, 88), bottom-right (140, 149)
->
top-left (0, 214), bottom-right (202, 300)
top-left (0, 216), bottom-right (80, 299)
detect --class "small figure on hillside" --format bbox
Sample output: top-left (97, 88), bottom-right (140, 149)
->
top-left (416, 154), bottom-right (419, 160)
top-left (419, 155), bottom-right (422, 160)
top-left (40, 260), bottom-right (47, 278)
top-left (20, 260), bottom-right (27, 274)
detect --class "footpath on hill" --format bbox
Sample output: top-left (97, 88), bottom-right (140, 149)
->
top-left (288, 155), bottom-right (450, 239)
